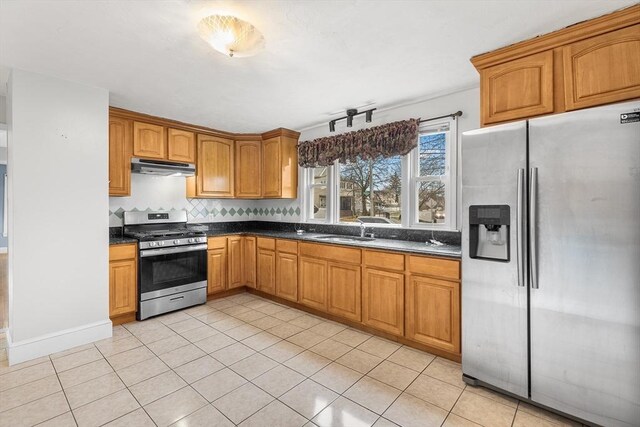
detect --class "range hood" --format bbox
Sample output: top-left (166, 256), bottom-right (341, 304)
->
top-left (131, 158), bottom-right (196, 177)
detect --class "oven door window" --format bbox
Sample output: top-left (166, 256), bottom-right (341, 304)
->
top-left (139, 249), bottom-right (207, 295)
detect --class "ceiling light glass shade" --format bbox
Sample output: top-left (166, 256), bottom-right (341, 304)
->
top-left (198, 15), bottom-right (265, 58)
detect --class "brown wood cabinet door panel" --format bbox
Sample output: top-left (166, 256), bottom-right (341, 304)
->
top-left (406, 275), bottom-right (460, 354)
top-left (276, 239), bottom-right (298, 255)
top-left (109, 117), bottom-right (132, 196)
top-left (235, 140), bottom-right (262, 198)
top-left (228, 236), bottom-right (243, 289)
top-left (363, 250), bottom-right (404, 271)
top-left (109, 259), bottom-right (137, 317)
top-left (133, 121), bottom-right (166, 159)
top-left (299, 242), bottom-right (361, 265)
top-left (109, 243), bottom-right (136, 262)
top-left (244, 236), bottom-right (257, 288)
top-left (299, 257), bottom-right (327, 311)
top-left (197, 134), bottom-right (235, 197)
top-left (363, 268), bottom-right (404, 335)
top-left (257, 237), bottom-right (276, 250)
top-left (257, 249), bottom-right (276, 295)
top-left (481, 50), bottom-right (554, 125)
top-left (327, 262), bottom-right (361, 322)
top-left (280, 135), bottom-right (298, 199)
top-left (208, 248), bottom-right (227, 294)
top-left (167, 128), bottom-right (196, 163)
top-left (207, 237), bottom-right (227, 250)
top-left (408, 256), bottom-right (460, 281)
top-left (276, 252), bottom-right (298, 302)
top-left (563, 24), bottom-right (640, 110)
top-left (262, 136), bottom-right (282, 197)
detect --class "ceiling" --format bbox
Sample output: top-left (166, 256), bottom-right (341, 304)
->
top-left (0, 0), bottom-right (635, 133)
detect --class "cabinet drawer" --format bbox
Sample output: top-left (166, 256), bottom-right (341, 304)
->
top-left (257, 237), bottom-right (276, 250)
top-left (276, 239), bottom-right (298, 254)
top-left (363, 250), bottom-right (405, 271)
top-left (207, 236), bottom-right (227, 250)
top-left (408, 256), bottom-right (460, 280)
top-left (109, 244), bottom-right (137, 261)
top-left (299, 242), bottom-right (361, 264)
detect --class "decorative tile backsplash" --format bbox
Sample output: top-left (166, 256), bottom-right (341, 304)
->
top-left (108, 174), bottom-right (300, 226)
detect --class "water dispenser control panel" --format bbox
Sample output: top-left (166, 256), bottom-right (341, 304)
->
top-left (469, 205), bottom-right (510, 262)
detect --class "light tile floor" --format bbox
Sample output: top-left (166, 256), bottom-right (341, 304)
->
top-left (0, 292), bottom-right (586, 427)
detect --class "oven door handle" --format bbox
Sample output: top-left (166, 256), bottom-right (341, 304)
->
top-left (140, 244), bottom-right (207, 257)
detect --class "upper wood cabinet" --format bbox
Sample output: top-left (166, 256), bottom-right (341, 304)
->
top-left (109, 117), bottom-right (132, 196)
top-left (167, 128), bottom-right (196, 163)
top-left (109, 244), bottom-right (137, 322)
top-left (472, 5), bottom-right (640, 126)
top-left (133, 121), bottom-right (165, 159)
top-left (188, 134), bottom-right (235, 198)
top-left (261, 129), bottom-right (299, 199)
top-left (481, 50), bottom-right (554, 125)
top-left (235, 140), bottom-right (262, 198)
top-left (562, 24), bottom-right (640, 111)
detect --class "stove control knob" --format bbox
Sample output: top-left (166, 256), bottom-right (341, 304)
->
top-left (174, 239), bottom-right (180, 244)
top-left (189, 238), bottom-right (195, 243)
top-left (159, 241), bottom-right (165, 246)
top-left (149, 242), bottom-right (157, 247)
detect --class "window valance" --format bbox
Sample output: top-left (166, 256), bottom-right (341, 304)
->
top-left (298, 119), bottom-right (419, 167)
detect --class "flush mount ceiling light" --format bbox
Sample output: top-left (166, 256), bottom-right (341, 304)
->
top-left (197, 15), bottom-right (265, 58)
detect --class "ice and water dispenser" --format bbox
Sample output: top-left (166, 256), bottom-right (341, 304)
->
top-left (469, 205), bottom-right (510, 262)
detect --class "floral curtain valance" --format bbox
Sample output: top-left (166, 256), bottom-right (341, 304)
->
top-left (298, 119), bottom-right (419, 167)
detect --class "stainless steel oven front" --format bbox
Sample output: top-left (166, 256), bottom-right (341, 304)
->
top-left (138, 243), bottom-right (208, 320)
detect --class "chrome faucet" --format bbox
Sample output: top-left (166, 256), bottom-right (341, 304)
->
top-left (359, 222), bottom-right (366, 238)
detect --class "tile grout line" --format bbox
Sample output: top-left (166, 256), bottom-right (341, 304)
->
top-left (49, 353), bottom-right (80, 427)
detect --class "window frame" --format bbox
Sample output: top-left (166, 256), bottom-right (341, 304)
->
top-left (301, 116), bottom-right (458, 231)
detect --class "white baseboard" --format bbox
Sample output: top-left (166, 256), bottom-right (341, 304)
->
top-left (7, 319), bottom-right (113, 365)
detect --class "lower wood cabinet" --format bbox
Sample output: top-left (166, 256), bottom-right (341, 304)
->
top-left (227, 236), bottom-right (244, 289)
top-left (327, 262), bottom-right (361, 322)
top-left (109, 244), bottom-right (137, 323)
top-left (299, 256), bottom-right (328, 311)
top-left (405, 275), bottom-right (460, 354)
top-left (207, 237), bottom-right (228, 294)
top-left (244, 236), bottom-right (257, 288)
top-left (362, 268), bottom-right (405, 335)
top-left (275, 240), bottom-right (298, 302)
top-left (257, 248), bottom-right (276, 295)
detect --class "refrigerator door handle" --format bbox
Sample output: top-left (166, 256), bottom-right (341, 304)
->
top-left (517, 168), bottom-right (525, 287)
top-left (530, 167), bottom-right (539, 289)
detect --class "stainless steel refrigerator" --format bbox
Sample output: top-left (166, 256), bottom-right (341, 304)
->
top-left (461, 100), bottom-right (640, 427)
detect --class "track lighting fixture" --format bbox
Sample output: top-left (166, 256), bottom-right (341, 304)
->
top-left (328, 107), bottom-right (376, 132)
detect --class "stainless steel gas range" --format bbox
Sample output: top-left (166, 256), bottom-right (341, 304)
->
top-left (123, 210), bottom-right (208, 320)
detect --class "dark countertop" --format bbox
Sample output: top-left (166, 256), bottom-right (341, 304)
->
top-left (109, 236), bottom-right (138, 245)
top-left (205, 229), bottom-right (462, 258)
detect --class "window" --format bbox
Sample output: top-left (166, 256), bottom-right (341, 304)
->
top-left (302, 117), bottom-right (457, 229)
top-left (306, 167), bottom-right (329, 221)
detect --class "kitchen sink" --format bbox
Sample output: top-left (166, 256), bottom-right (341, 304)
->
top-left (311, 234), bottom-right (375, 243)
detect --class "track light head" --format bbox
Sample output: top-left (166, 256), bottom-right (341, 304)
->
top-left (365, 110), bottom-right (373, 122)
top-left (329, 120), bottom-right (335, 132)
top-left (346, 115), bottom-right (353, 127)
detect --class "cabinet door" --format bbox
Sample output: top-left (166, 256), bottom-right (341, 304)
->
top-left (196, 134), bottom-right (234, 197)
top-left (327, 262), bottom-right (361, 322)
top-left (363, 268), bottom-right (404, 335)
top-left (208, 248), bottom-right (227, 294)
top-left (257, 249), bottom-right (276, 295)
top-left (262, 136), bottom-right (282, 198)
top-left (133, 122), bottom-right (165, 159)
top-left (235, 140), bottom-right (262, 198)
top-left (406, 275), bottom-right (460, 354)
top-left (299, 257), bottom-right (327, 311)
top-left (563, 24), bottom-right (640, 111)
top-left (109, 259), bottom-right (137, 317)
top-left (167, 128), bottom-right (196, 163)
top-left (228, 236), bottom-right (243, 289)
top-left (276, 252), bottom-right (298, 302)
top-left (109, 117), bottom-right (132, 196)
top-left (244, 236), bottom-right (257, 288)
top-left (481, 50), bottom-right (554, 125)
